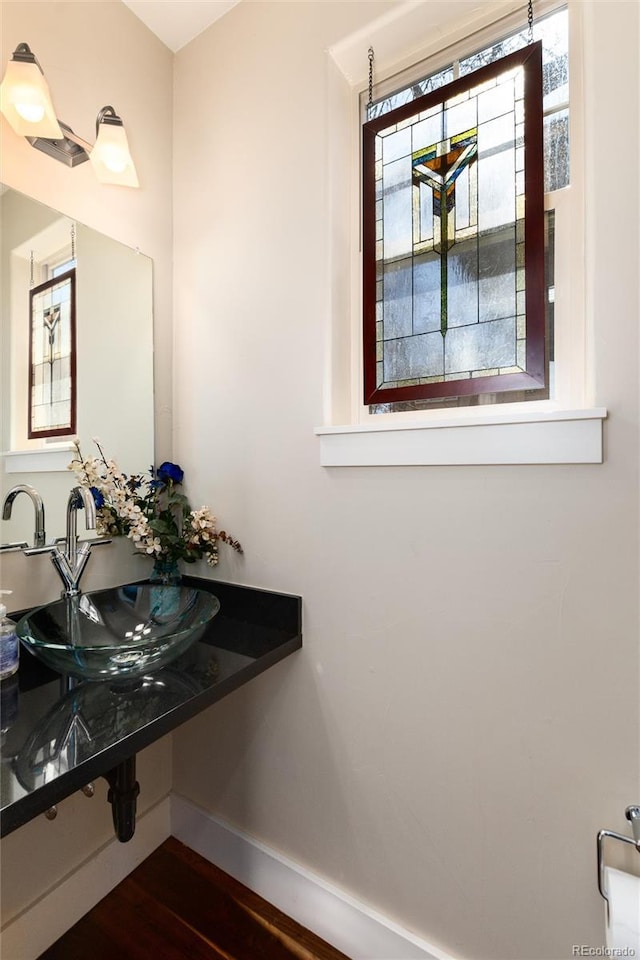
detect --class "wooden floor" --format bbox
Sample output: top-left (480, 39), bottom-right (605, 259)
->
top-left (39, 837), bottom-right (351, 960)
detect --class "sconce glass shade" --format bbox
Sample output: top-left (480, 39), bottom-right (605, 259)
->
top-left (89, 106), bottom-right (138, 188)
top-left (0, 46), bottom-right (62, 139)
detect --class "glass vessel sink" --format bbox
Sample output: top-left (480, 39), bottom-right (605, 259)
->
top-left (17, 584), bottom-right (220, 682)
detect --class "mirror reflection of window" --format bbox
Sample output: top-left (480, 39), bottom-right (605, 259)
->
top-left (28, 268), bottom-right (76, 438)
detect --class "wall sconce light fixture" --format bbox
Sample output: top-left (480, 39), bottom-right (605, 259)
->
top-left (0, 42), bottom-right (138, 188)
top-left (89, 107), bottom-right (139, 188)
top-left (0, 42), bottom-right (62, 139)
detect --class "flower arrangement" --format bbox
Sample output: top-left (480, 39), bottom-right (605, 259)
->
top-left (69, 439), bottom-right (242, 569)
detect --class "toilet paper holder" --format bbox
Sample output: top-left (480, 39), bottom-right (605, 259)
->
top-left (597, 805), bottom-right (640, 904)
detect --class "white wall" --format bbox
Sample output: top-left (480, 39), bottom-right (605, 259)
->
top-left (0, 0), bottom-right (174, 935)
top-left (171, 2), bottom-right (639, 959)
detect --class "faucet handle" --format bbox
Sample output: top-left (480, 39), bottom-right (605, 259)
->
top-left (23, 543), bottom-right (59, 557)
top-left (24, 537), bottom-right (112, 557)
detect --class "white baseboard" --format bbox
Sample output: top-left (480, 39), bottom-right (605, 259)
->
top-left (0, 796), bottom-right (171, 960)
top-left (1, 793), bottom-right (458, 960)
top-left (170, 792), bottom-right (457, 960)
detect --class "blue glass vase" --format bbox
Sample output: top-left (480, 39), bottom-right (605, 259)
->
top-left (149, 557), bottom-right (182, 585)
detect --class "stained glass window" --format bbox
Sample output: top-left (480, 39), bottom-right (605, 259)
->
top-left (28, 269), bottom-right (76, 438)
top-left (362, 43), bottom-right (545, 405)
top-left (367, 8), bottom-right (569, 194)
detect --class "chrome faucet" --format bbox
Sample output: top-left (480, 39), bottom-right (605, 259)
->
top-left (25, 486), bottom-right (111, 597)
top-left (65, 486), bottom-right (96, 570)
top-left (2, 483), bottom-right (46, 547)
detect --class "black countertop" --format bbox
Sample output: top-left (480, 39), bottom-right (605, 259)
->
top-left (0, 577), bottom-right (302, 837)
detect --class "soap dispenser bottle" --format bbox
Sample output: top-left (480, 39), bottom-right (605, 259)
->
top-left (0, 591), bottom-right (19, 680)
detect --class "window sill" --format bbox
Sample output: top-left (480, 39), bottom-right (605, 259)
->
top-left (315, 408), bottom-right (607, 466)
top-left (3, 444), bottom-right (75, 474)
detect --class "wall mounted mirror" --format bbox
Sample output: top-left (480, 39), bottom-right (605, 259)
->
top-left (1, 185), bottom-right (154, 547)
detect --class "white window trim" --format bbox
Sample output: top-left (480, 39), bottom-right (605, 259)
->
top-left (316, 407), bottom-right (605, 466)
top-left (2, 444), bottom-right (76, 474)
top-left (317, 0), bottom-right (605, 467)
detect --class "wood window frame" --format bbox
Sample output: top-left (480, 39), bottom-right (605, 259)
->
top-left (362, 41), bottom-right (546, 406)
top-left (28, 268), bottom-right (77, 439)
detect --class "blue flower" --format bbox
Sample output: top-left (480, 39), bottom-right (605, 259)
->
top-left (90, 486), bottom-right (105, 508)
top-left (156, 461), bottom-right (184, 484)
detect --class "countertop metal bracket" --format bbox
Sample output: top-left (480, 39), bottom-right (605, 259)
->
top-left (103, 755), bottom-right (140, 843)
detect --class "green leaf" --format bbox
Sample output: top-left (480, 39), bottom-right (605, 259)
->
top-left (167, 493), bottom-right (189, 508)
top-left (148, 519), bottom-right (173, 535)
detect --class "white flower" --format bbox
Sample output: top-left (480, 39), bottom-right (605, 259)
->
top-left (188, 507), bottom-right (217, 546)
top-left (145, 537), bottom-right (162, 555)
